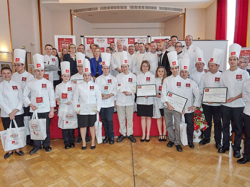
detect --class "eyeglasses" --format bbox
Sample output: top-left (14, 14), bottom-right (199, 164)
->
top-left (142, 65), bottom-right (148, 67)
top-left (70, 47), bottom-right (76, 49)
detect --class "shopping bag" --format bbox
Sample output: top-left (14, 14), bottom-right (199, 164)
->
top-left (95, 114), bottom-right (103, 144)
top-left (0, 120), bottom-right (27, 152)
top-left (29, 111), bottom-right (47, 140)
top-left (153, 99), bottom-right (161, 119)
top-left (59, 109), bottom-right (78, 129)
top-left (61, 120), bottom-right (78, 129)
top-left (24, 116), bottom-right (30, 135)
top-left (180, 115), bottom-right (188, 146)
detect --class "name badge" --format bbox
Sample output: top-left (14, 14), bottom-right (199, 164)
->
top-left (77, 104), bottom-right (80, 108)
top-left (68, 87), bottom-right (72, 91)
top-left (186, 83), bottom-right (190, 88)
top-left (236, 75), bottom-right (242, 81)
top-left (90, 86), bottom-right (94, 90)
top-left (36, 97), bottom-right (43, 103)
top-left (108, 79), bottom-right (112, 83)
top-left (61, 93), bottom-right (68, 104)
top-left (177, 82), bottom-right (181, 87)
top-left (159, 86), bottom-right (162, 91)
top-left (128, 78), bottom-right (132, 82)
top-left (12, 86), bottom-right (18, 90)
top-left (215, 77), bottom-right (220, 82)
top-left (22, 77), bottom-right (27, 81)
top-left (62, 93), bottom-right (67, 99)
top-left (42, 84), bottom-right (47, 89)
top-left (52, 58), bottom-right (56, 61)
top-left (146, 77), bottom-right (150, 81)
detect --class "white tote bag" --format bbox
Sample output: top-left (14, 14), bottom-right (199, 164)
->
top-left (152, 99), bottom-right (161, 119)
top-left (180, 115), bottom-right (188, 146)
top-left (29, 111), bottom-right (47, 140)
top-left (59, 109), bottom-right (78, 129)
top-left (95, 114), bottom-right (103, 144)
top-left (0, 120), bottom-right (27, 152)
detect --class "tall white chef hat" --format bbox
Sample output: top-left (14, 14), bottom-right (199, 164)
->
top-left (33, 53), bottom-right (44, 70)
top-left (209, 48), bottom-right (224, 65)
top-left (121, 51), bottom-right (129, 65)
top-left (14, 49), bottom-right (26, 64)
top-left (76, 52), bottom-right (85, 65)
top-left (83, 59), bottom-right (91, 73)
top-left (195, 49), bottom-right (204, 64)
top-left (61, 61), bottom-right (70, 75)
top-left (229, 43), bottom-right (241, 58)
top-left (180, 58), bottom-right (190, 71)
top-left (167, 51), bottom-right (179, 67)
top-left (101, 52), bottom-right (111, 66)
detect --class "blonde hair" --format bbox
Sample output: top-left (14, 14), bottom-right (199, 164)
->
top-left (93, 47), bottom-right (101, 57)
top-left (155, 66), bottom-right (167, 85)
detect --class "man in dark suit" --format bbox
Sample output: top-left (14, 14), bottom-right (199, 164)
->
top-left (159, 42), bottom-right (171, 76)
top-left (238, 56), bottom-right (250, 75)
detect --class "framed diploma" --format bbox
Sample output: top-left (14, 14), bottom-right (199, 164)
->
top-left (117, 83), bottom-right (136, 93)
top-left (202, 87), bottom-right (228, 103)
top-left (137, 84), bottom-right (157, 97)
top-left (79, 104), bottom-right (98, 114)
top-left (166, 92), bottom-right (188, 113)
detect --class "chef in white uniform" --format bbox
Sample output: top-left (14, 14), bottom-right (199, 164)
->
top-left (43, 44), bottom-right (60, 86)
top-left (199, 48), bottom-right (224, 148)
top-left (180, 58), bottom-right (200, 149)
top-left (55, 61), bottom-right (76, 149)
top-left (23, 54), bottom-right (56, 155)
top-left (161, 51), bottom-right (184, 152)
top-left (116, 53), bottom-right (137, 143)
top-left (189, 49), bottom-right (206, 85)
top-left (143, 41), bottom-right (158, 74)
top-left (0, 67), bottom-right (25, 159)
top-left (175, 42), bottom-right (189, 62)
top-left (12, 49), bottom-right (34, 146)
top-left (95, 53), bottom-right (117, 145)
top-left (219, 44), bottom-right (249, 157)
top-left (128, 45), bottom-right (135, 72)
top-left (132, 43), bottom-right (146, 75)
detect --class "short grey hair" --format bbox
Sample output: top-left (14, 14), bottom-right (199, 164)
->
top-left (239, 56), bottom-right (249, 63)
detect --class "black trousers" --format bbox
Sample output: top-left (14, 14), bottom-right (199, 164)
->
top-left (243, 113), bottom-right (250, 159)
top-left (100, 107), bottom-right (114, 139)
top-left (184, 112), bottom-right (194, 143)
top-left (23, 106), bottom-right (32, 144)
top-left (62, 129), bottom-right (75, 145)
top-left (77, 127), bottom-right (89, 140)
top-left (221, 105), bottom-right (244, 150)
top-left (30, 112), bottom-right (51, 149)
top-left (2, 115), bottom-right (24, 130)
top-left (202, 104), bottom-right (222, 143)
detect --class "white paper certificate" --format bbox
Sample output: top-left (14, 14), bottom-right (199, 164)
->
top-left (117, 83), bottom-right (136, 93)
top-left (102, 84), bottom-right (111, 94)
top-left (202, 87), bottom-right (227, 103)
top-left (166, 92), bottom-right (188, 113)
top-left (79, 104), bottom-right (97, 114)
top-left (137, 84), bottom-right (157, 97)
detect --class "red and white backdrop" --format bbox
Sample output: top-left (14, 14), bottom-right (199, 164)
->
top-left (241, 48), bottom-right (250, 69)
top-left (54, 35), bottom-right (76, 53)
top-left (151, 36), bottom-right (170, 42)
top-left (84, 36), bottom-right (148, 53)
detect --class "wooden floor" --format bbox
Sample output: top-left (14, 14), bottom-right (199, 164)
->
top-left (0, 133), bottom-right (250, 187)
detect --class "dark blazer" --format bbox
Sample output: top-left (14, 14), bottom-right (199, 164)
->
top-left (246, 69), bottom-right (250, 75)
top-left (161, 51), bottom-right (172, 76)
top-left (63, 54), bottom-right (77, 75)
top-left (90, 57), bottom-right (103, 77)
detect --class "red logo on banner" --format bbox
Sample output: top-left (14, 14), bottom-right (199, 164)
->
top-left (100, 47), bottom-right (105, 52)
top-left (108, 79), bottom-right (112, 83)
top-left (62, 93), bottom-right (67, 99)
top-left (65, 69), bottom-right (69, 73)
top-left (205, 89), bottom-right (209, 92)
top-left (198, 58), bottom-right (202, 61)
top-left (104, 86), bottom-right (108, 90)
top-left (15, 58), bottom-right (20, 62)
top-left (52, 58), bottom-right (55, 61)
top-left (177, 82), bottom-right (181, 86)
top-left (36, 97), bottom-right (43, 103)
top-left (22, 77), bottom-right (27, 81)
top-left (184, 66), bottom-right (187, 69)
top-left (87, 38), bottom-right (94, 44)
top-left (215, 77), bottom-right (220, 82)
top-left (169, 93), bottom-right (172, 97)
top-left (78, 60), bottom-right (82, 64)
top-left (231, 52), bottom-right (236, 56)
top-left (236, 75), bottom-right (242, 79)
top-left (85, 68), bottom-right (88, 72)
top-left (68, 87), bottom-right (72, 91)
top-left (159, 86), bottom-right (162, 91)
top-left (90, 86), bottom-right (94, 90)
top-left (128, 38), bottom-right (135, 44)
top-left (172, 61), bottom-right (176, 66)
top-left (44, 74), bottom-right (49, 80)
top-left (42, 84), bottom-right (47, 88)
top-left (186, 83), bottom-right (190, 87)
top-left (57, 37), bottom-right (73, 52)
top-left (107, 38), bottom-right (115, 44)
top-left (12, 86), bottom-right (18, 90)
top-left (37, 64), bottom-right (41, 68)
top-left (146, 77), bottom-right (150, 81)
top-left (128, 78), bottom-right (132, 82)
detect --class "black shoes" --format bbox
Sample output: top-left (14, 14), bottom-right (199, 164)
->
top-left (76, 138), bottom-right (82, 144)
top-left (188, 142), bottom-right (194, 149)
top-left (145, 139), bottom-right (150, 142)
top-left (159, 135), bottom-right (162, 142)
top-left (29, 148), bottom-right (41, 155)
top-left (162, 135), bottom-right (167, 142)
top-left (117, 135), bottom-right (126, 143)
top-left (65, 144), bottom-right (70, 149)
top-left (15, 150), bottom-right (24, 156)
top-left (70, 143), bottom-right (75, 148)
top-left (218, 146), bottom-right (229, 153)
top-left (167, 141), bottom-right (174, 147)
top-left (237, 157), bottom-right (250, 164)
top-left (234, 150), bottom-right (241, 158)
top-left (128, 135), bottom-right (136, 143)
top-left (4, 152), bottom-right (13, 159)
top-left (86, 138), bottom-right (91, 143)
top-left (82, 146), bottom-right (87, 150)
top-left (44, 146), bottom-right (52, 152)
top-left (109, 139), bottom-right (115, 145)
top-left (199, 139), bottom-right (210, 145)
top-left (91, 145), bottom-right (96, 149)
top-left (140, 138), bottom-right (145, 142)
top-left (176, 145), bottom-right (183, 152)
top-left (103, 137), bottom-right (109, 144)
top-left (215, 142), bottom-right (221, 149)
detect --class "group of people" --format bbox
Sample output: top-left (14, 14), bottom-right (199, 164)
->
top-left (1, 34), bottom-right (250, 165)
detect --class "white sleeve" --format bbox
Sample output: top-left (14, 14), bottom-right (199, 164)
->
top-left (23, 83), bottom-right (32, 106)
top-left (0, 86), bottom-right (12, 115)
top-left (161, 79), bottom-right (168, 103)
top-left (192, 81), bottom-right (201, 107)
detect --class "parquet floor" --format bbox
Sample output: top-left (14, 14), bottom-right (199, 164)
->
top-left (0, 126), bottom-right (250, 186)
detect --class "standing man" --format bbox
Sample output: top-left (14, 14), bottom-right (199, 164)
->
top-left (145, 43), bottom-right (150, 52)
top-left (95, 53), bottom-right (117, 144)
top-left (199, 48), bottom-right (224, 148)
top-left (167, 35), bottom-right (178, 52)
top-left (116, 53), bottom-right (137, 143)
top-left (123, 45), bottom-right (127, 51)
top-left (110, 42), bottom-right (116, 52)
top-left (219, 44), bottom-right (249, 158)
top-left (143, 41), bottom-right (158, 74)
top-left (128, 45), bottom-right (135, 72)
top-left (132, 43), bottom-right (146, 75)
top-left (164, 38), bottom-right (169, 44)
top-left (161, 43), bottom-right (171, 76)
top-left (12, 49), bottom-right (34, 146)
top-left (238, 56), bottom-right (250, 74)
top-left (134, 42), bottom-right (139, 53)
top-left (77, 44), bottom-right (85, 54)
top-left (161, 51), bottom-right (184, 152)
top-left (23, 54), bottom-right (56, 155)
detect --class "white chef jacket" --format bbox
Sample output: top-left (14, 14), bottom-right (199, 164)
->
top-left (136, 71), bottom-right (156, 105)
top-left (23, 78), bottom-right (56, 113)
top-left (242, 78), bottom-right (250, 116)
top-left (95, 74), bottom-right (117, 108)
top-left (155, 77), bottom-right (164, 109)
top-left (0, 80), bottom-right (24, 117)
top-left (167, 46), bottom-right (175, 52)
top-left (128, 53), bottom-right (135, 72)
top-left (111, 51), bottom-right (130, 77)
top-left (220, 68), bottom-right (249, 108)
top-left (132, 52), bottom-right (146, 75)
top-left (12, 71), bottom-right (34, 91)
top-left (161, 75), bottom-right (184, 105)
top-left (55, 81), bottom-right (76, 118)
top-left (199, 71), bottom-right (222, 106)
top-left (182, 78), bottom-right (200, 113)
top-left (70, 73), bottom-right (84, 84)
top-left (44, 54), bottom-right (60, 81)
top-left (116, 72), bottom-right (137, 106)
top-left (189, 70), bottom-right (205, 86)
top-left (143, 52), bottom-right (158, 75)
top-left (177, 51), bottom-right (189, 61)
top-left (73, 80), bottom-right (102, 115)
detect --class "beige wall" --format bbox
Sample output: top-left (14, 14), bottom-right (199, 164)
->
top-left (164, 16), bottom-right (184, 40)
top-left (205, 0), bottom-right (216, 40)
top-left (51, 10), bottom-right (71, 36)
top-left (185, 8), bottom-right (206, 40)
top-left (73, 16), bottom-right (92, 46)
